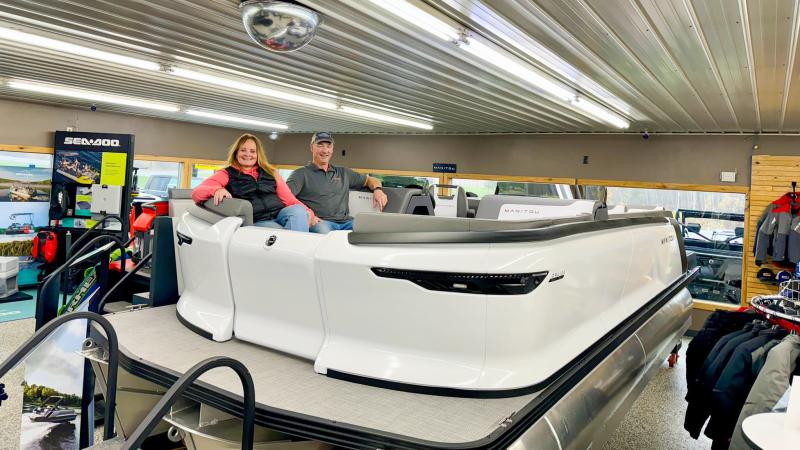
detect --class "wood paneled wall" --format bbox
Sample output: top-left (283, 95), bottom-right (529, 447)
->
top-left (743, 155), bottom-right (800, 301)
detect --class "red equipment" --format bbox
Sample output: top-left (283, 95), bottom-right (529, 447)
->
top-left (32, 231), bottom-right (57, 264)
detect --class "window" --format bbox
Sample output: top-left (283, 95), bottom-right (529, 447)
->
top-left (133, 160), bottom-right (182, 198)
top-left (278, 168), bottom-right (294, 180)
top-left (368, 173), bottom-right (438, 190)
top-left (191, 162), bottom-right (225, 188)
top-left (583, 185), bottom-right (746, 305)
top-left (451, 178), bottom-right (573, 199)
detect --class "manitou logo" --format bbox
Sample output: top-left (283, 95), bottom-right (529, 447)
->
top-left (64, 137), bottom-right (120, 147)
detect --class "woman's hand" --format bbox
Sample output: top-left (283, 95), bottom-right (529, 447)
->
top-left (213, 188), bottom-right (232, 206)
top-left (309, 215), bottom-right (320, 227)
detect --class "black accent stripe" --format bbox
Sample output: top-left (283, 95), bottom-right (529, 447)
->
top-left (175, 309), bottom-right (214, 341)
top-left (371, 268), bottom-right (548, 295)
top-left (101, 267), bottom-right (698, 450)
top-left (348, 215), bottom-right (669, 245)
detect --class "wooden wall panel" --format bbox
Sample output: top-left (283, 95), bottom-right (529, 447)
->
top-left (743, 155), bottom-right (800, 301)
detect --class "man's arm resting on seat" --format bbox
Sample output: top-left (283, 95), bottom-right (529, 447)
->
top-left (365, 176), bottom-right (388, 210)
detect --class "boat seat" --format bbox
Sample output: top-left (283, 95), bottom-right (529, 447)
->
top-left (185, 198), bottom-right (254, 226)
top-left (476, 195), bottom-right (604, 220)
top-left (167, 188), bottom-right (194, 218)
top-left (352, 212), bottom-right (591, 233)
top-left (428, 184), bottom-right (468, 217)
top-left (349, 187), bottom-right (434, 216)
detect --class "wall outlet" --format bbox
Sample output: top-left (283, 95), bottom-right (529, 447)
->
top-left (66, 126), bottom-right (74, 132)
top-left (720, 171), bottom-right (737, 183)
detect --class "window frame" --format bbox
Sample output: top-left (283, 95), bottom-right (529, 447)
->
top-left (578, 177), bottom-right (749, 309)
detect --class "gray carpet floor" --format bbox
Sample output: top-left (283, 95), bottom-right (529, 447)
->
top-left (0, 318), bottom-right (712, 450)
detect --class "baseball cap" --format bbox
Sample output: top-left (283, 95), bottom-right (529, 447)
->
top-left (311, 131), bottom-right (334, 144)
top-left (757, 268), bottom-right (776, 282)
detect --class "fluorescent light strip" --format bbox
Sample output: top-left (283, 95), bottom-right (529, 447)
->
top-left (173, 55), bottom-right (339, 98)
top-left (0, 26), bottom-right (160, 71)
top-left (7, 80), bottom-right (180, 112)
top-left (339, 106), bottom-right (434, 130)
top-left (462, 40), bottom-right (575, 102)
top-left (186, 110), bottom-right (288, 130)
top-left (0, 26), bottom-right (433, 129)
top-left (571, 97), bottom-right (629, 129)
top-left (172, 68), bottom-right (338, 110)
top-left (366, 0), bottom-right (460, 41)
top-left (369, 1), bottom-right (632, 128)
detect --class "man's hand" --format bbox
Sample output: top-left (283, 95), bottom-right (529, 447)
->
top-left (309, 215), bottom-right (320, 227)
top-left (373, 189), bottom-right (388, 211)
top-left (213, 188), bottom-right (232, 206)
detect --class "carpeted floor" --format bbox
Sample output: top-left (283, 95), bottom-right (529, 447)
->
top-left (0, 322), bottom-right (712, 450)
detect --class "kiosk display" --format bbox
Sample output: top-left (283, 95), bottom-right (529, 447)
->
top-left (49, 131), bottom-right (134, 233)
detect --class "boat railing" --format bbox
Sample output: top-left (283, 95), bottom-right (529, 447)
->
top-left (0, 311), bottom-right (119, 443)
top-left (122, 356), bottom-right (256, 450)
top-left (37, 234), bottom-right (129, 329)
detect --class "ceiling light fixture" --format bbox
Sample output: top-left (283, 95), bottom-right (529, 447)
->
top-left (367, 1), bottom-right (631, 129)
top-left (365, 0), bottom-right (460, 42)
top-left (171, 67), bottom-right (338, 110)
top-left (570, 97), bottom-right (629, 129)
top-left (0, 25), bottom-right (433, 129)
top-left (339, 106), bottom-right (434, 130)
top-left (461, 39), bottom-right (574, 102)
top-left (0, 26), bottom-right (160, 71)
top-left (7, 80), bottom-right (180, 112)
top-left (186, 110), bottom-right (288, 130)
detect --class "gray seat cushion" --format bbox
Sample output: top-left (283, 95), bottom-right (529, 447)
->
top-left (195, 198), bottom-right (254, 226)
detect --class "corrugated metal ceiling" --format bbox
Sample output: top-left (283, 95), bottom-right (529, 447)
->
top-left (0, 0), bottom-right (797, 134)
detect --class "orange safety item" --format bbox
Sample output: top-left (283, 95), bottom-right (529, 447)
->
top-left (32, 231), bottom-right (57, 264)
top-left (133, 201), bottom-right (169, 232)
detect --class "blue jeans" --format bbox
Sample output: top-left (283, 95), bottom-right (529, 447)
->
top-left (310, 219), bottom-right (353, 234)
top-left (253, 205), bottom-right (309, 232)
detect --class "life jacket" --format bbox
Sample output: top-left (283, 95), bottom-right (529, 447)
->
top-left (225, 166), bottom-right (283, 222)
top-left (32, 231), bottom-right (57, 264)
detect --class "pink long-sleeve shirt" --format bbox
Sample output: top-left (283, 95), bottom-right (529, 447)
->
top-left (192, 166), bottom-right (316, 220)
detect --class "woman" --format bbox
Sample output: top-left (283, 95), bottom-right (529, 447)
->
top-left (192, 133), bottom-right (317, 232)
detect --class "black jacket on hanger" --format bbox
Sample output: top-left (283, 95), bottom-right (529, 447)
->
top-left (706, 329), bottom-right (787, 449)
top-left (685, 323), bottom-right (766, 438)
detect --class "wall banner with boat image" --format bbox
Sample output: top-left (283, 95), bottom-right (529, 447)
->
top-left (0, 151), bottom-right (52, 287)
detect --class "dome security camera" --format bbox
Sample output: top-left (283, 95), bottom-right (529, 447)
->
top-left (642, 131), bottom-right (650, 140)
top-left (90, 104), bottom-right (97, 112)
top-left (240, 0), bottom-right (323, 53)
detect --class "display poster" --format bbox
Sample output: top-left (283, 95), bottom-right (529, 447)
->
top-left (18, 319), bottom-right (87, 450)
top-left (0, 151), bottom-right (52, 285)
top-left (99, 152), bottom-right (127, 186)
top-left (53, 151), bottom-right (101, 185)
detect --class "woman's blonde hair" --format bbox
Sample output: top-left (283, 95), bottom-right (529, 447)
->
top-left (226, 133), bottom-right (276, 177)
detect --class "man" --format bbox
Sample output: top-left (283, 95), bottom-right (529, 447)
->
top-left (287, 132), bottom-right (388, 233)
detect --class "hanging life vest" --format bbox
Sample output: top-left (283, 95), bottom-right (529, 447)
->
top-left (32, 231), bottom-right (57, 264)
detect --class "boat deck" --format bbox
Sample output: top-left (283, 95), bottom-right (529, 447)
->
top-left (102, 305), bottom-right (537, 447)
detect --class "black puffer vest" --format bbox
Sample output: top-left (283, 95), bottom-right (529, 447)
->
top-left (225, 166), bottom-right (283, 222)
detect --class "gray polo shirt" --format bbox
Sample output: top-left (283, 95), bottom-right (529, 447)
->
top-left (287, 163), bottom-right (367, 222)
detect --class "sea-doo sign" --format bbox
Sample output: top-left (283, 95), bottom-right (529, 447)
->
top-left (63, 137), bottom-right (120, 147)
